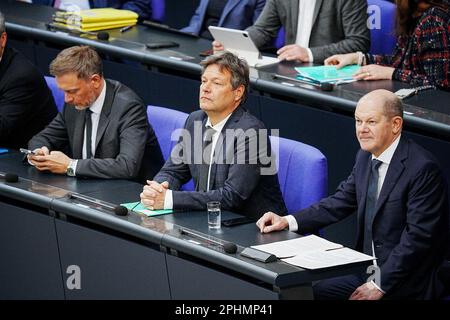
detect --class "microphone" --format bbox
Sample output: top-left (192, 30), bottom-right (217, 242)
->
top-left (96, 31), bottom-right (110, 41)
top-left (0, 172), bottom-right (19, 183)
top-left (68, 193), bottom-right (128, 216)
top-left (273, 74), bottom-right (334, 91)
top-left (179, 228), bottom-right (238, 254)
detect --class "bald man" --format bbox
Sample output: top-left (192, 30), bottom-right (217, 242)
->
top-left (257, 90), bottom-right (449, 300)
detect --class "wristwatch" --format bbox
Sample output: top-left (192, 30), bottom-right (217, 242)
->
top-left (66, 160), bottom-right (76, 177)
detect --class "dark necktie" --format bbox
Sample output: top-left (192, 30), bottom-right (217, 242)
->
top-left (197, 127), bottom-right (216, 192)
top-left (363, 159), bottom-right (383, 255)
top-left (85, 109), bottom-right (93, 159)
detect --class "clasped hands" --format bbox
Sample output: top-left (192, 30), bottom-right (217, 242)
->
top-left (140, 180), bottom-right (169, 210)
top-left (28, 146), bottom-right (72, 174)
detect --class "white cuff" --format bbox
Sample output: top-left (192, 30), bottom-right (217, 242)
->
top-left (285, 215), bottom-right (299, 232)
top-left (164, 189), bottom-right (173, 210)
top-left (70, 160), bottom-right (78, 176)
top-left (306, 48), bottom-right (314, 62)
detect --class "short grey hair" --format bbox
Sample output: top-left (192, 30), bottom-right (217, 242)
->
top-left (200, 51), bottom-right (250, 105)
top-left (383, 93), bottom-right (404, 119)
top-left (0, 11), bottom-right (5, 34)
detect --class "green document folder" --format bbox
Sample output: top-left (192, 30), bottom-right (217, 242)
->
top-left (295, 65), bottom-right (360, 83)
top-left (121, 201), bottom-right (173, 217)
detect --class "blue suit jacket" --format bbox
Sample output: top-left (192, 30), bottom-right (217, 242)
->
top-left (32, 0), bottom-right (152, 20)
top-left (181, 0), bottom-right (266, 35)
top-left (295, 137), bottom-right (449, 299)
top-left (153, 107), bottom-right (287, 219)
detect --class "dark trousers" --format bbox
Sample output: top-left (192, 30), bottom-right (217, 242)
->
top-left (313, 272), bottom-right (368, 300)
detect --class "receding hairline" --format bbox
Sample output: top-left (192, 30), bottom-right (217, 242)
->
top-left (357, 90), bottom-right (403, 119)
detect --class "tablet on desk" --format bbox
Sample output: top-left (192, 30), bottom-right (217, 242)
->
top-left (208, 26), bottom-right (279, 68)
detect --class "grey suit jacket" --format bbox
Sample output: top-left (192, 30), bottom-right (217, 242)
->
top-left (154, 107), bottom-right (287, 219)
top-left (28, 79), bottom-right (163, 180)
top-left (247, 0), bottom-right (370, 62)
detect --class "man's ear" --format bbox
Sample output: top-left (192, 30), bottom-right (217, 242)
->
top-left (90, 74), bottom-right (103, 88)
top-left (392, 116), bottom-right (403, 135)
top-left (234, 85), bottom-right (245, 103)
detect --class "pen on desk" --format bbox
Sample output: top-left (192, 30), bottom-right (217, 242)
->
top-left (120, 25), bottom-right (133, 33)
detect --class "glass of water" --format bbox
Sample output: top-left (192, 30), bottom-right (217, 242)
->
top-left (207, 201), bottom-right (221, 230)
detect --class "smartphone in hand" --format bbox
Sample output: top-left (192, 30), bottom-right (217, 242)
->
top-left (19, 148), bottom-right (36, 155)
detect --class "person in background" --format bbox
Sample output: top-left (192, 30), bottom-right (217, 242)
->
top-left (325, 0), bottom-right (450, 90)
top-left (181, 0), bottom-right (266, 40)
top-left (0, 10), bottom-right (57, 150)
top-left (257, 90), bottom-right (449, 300)
top-left (18, 0), bottom-right (154, 20)
top-left (213, 0), bottom-right (370, 64)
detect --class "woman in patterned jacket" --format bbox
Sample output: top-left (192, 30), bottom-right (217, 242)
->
top-left (325, 0), bottom-right (450, 90)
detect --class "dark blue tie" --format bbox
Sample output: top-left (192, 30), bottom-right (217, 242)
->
top-left (363, 159), bottom-right (383, 255)
top-left (197, 127), bottom-right (215, 192)
top-left (85, 109), bottom-right (93, 159)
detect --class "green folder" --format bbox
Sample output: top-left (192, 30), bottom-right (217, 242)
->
top-left (121, 201), bottom-right (173, 217)
top-left (295, 65), bottom-right (360, 83)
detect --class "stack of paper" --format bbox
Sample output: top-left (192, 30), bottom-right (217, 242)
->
top-left (295, 65), bottom-right (360, 84)
top-left (121, 201), bottom-right (173, 217)
top-left (252, 235), bottom-right (374, 269)
top-left (52, 8), bottom-right (138, 32)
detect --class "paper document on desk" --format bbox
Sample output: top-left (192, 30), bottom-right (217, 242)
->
top-left (251, 235), bottom-right (343, 258)
top-left (121, 201), bottom-right (173, 217)
top-left (295, 65), bottom-right (360, 83)
top-left (283, 247), bottom-right (374, 270)
top-left (252, 235), bottom-right (374, 269)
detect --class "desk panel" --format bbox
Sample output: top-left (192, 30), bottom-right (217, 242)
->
top-left (0, 199), bottom-right (64, 299)
top-left (55, 219), bottom-right (170, 300)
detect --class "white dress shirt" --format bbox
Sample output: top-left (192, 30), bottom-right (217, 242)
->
top-left (295, 0), bottom-right (316, 62)
top-left (70, 80), bottom-right (106, 175)
top-left (163, 113), bottom-right (232, 210)
top-left (57, 0), bottom-right (91, 10)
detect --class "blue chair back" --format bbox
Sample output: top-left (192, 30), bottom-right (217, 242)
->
top-left (367, 0), bottom-right (397, 55)
top-left (275, 27), bottom-right (285, 49)
top-left (44, 76), bottom-right (64, 112)
top-left (151, 0), bottom-right (165, 22)
top-left (270, 136), bottom-right (327, 214)
top-left (147, 105), bottom-right (194, 191)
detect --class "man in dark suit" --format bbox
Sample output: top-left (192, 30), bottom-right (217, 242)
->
top-left (213, 0), bottom-right (370, 63)
top-left (140, 52), bottom-right (287, 219)
top-left (28, 45), bottom-right (163, 181)
top-left (181, 0), bottom-right (266, 39)
top-left (257, 89), bottom-right (449, 299)
top-left (26, 0), bottom-right (153, 20)
top-left (0, 11), bottom-right (57, 150)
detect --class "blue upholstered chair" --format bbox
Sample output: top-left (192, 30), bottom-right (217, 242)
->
top-left (275, 27), bottom-right (285, 49)
top-left (44, 76), bottom-right (64, 112)
top-left (270, 136), bottom-right (327, 214)
top-left (367, 0), bottom-right (397, 55)
top-left (151, 0), bottom-right (165, 22)
top-left (146, 105), bottom-right (194, 191)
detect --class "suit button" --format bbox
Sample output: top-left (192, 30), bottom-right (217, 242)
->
top-left (375, 244), bottom-right (383, 249)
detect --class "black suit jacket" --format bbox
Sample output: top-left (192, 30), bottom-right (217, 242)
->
top-left (29, 79), bottom-right (163, 181)
top-left (154, 107), bottom-right (287, 219)
top-left (0, 46), bottom-right (57, 150)
top-left (295, 137), bottom-right (449, 299)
